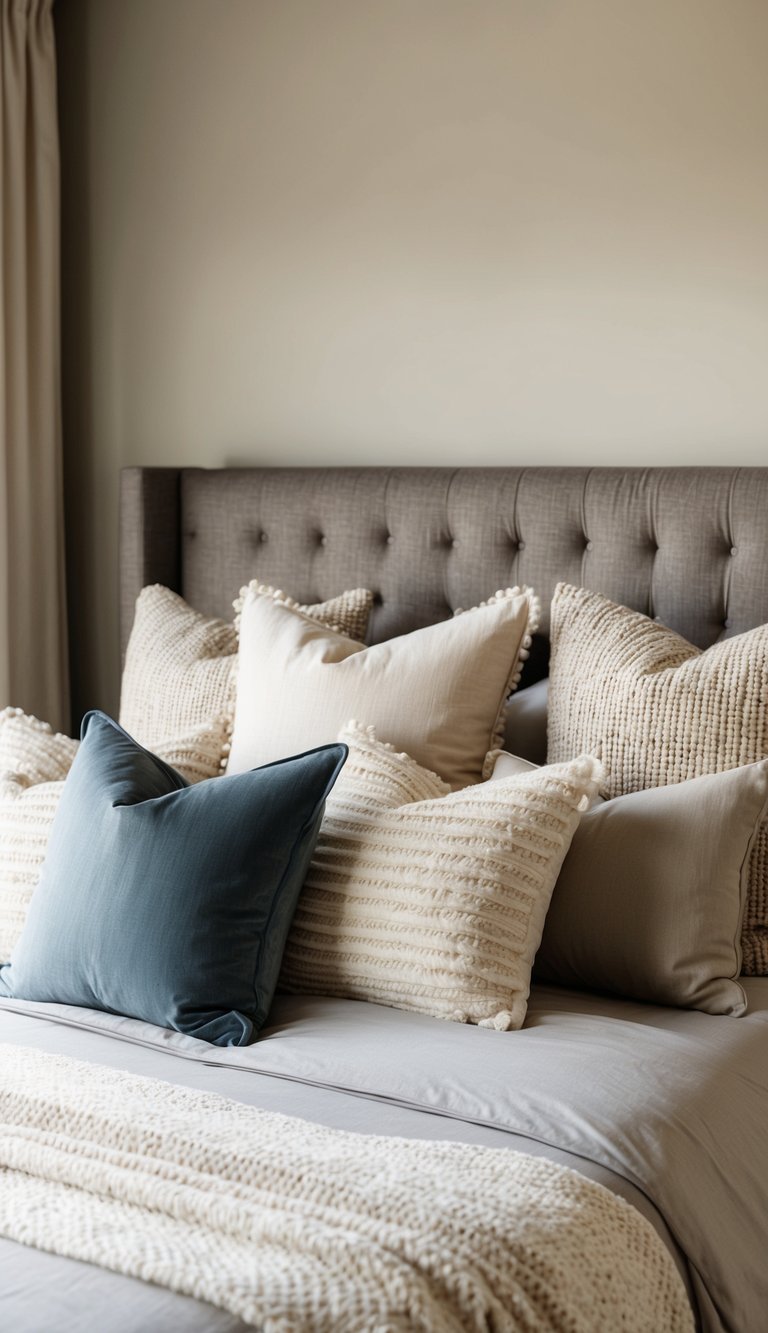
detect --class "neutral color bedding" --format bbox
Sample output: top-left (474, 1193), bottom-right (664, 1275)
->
top-left (2, 982), bottom-right (767, 1331)
top-left (0, 1045), bottom-right (692, 1333)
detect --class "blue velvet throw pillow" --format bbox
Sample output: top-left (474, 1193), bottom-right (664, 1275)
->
top-left (0, 712), bottom-right (347, 1046)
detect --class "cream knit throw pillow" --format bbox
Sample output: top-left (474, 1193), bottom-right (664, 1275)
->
top-left (120, 583), bottom-right (374, 751)
top-left (228, 585), bottom-right (540, 788)
top-left (279, 722), bottom-right (601, 1028)
top-left (548, 583), bottom-right (768, 974)
top-left (0, 709), bottom-right (230, 963)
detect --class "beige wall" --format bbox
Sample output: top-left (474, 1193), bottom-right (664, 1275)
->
top-left (57, 0), bottom-right (768, 721)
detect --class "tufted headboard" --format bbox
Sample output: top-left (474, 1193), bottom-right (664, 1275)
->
top-left (120, 466), bottom-right (768, 682)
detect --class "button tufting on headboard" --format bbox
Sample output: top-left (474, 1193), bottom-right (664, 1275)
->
top-left (120, 466), bottom-right (768, 680)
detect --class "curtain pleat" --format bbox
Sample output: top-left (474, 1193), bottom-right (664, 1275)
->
top-left (0, 0), bottom-right (69, 732)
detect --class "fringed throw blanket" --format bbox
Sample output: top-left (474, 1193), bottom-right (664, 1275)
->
top-left (0, 1045), bottom-right (693, 1332)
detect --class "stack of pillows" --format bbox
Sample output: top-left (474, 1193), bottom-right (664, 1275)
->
top-left (1, 577), bottom-right (767, 1046)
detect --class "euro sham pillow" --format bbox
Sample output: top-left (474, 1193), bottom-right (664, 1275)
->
top-left (535, 764), bottom-right (768, 1015)
top-left (0, 712), bottom-right (347, 1043)
top-left (227, 586), bottom-right (540, 789)
top-left (279, 722), bottom-right (601, 1029)
top-left (548, 582), bottom-right (768, 974)
top-left (119, 582), bottom-right (374, 750)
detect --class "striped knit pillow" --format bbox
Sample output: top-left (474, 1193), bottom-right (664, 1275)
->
top-left (547, 583), bottom-right (768, 975)
top-left (279, 722), bottom-right (601, 1029)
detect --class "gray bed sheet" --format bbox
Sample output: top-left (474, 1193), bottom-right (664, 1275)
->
top-left (2, 980), bottom-right (767, 1333)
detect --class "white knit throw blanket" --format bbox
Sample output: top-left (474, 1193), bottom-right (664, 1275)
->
top-left (0, 1044), bottom-right (693, 1332)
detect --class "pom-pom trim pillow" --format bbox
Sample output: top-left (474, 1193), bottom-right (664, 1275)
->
top-left (227, 586), bottom-right (541, 789)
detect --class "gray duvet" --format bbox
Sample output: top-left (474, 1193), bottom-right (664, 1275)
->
top-left (1, 980), bottom-right (767, 1333)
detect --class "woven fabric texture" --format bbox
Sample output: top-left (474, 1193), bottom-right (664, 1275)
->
top-left (119, 583), bottom-right (373, 751)
top-left (0, 710), bottom-right (78, 962)
top-left (279, 722), bottom-right (600, 1028)
top-left (548, 583), bottom-right (768, 974)
top-left (0, 1044), bottom-right (694, 1333)
top-left (0, 710), bottom-right (230, 964)
top-left (228, 586), bottom-right (540, 788)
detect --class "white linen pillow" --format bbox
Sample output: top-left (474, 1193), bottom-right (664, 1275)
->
top-left (120, 583), bottom-right (374, 751)
top-left (0, 709), bottom-right (230, 962)
top-left (486, 749), bottom-right (539, 779)
top-left (228, 585), bottom-right (540, 789)
top-left (279, 722), bottom-right (601, 1029)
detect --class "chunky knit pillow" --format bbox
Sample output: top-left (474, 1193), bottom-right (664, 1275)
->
top-left (228, 586), bottom-right (540, 789)
top-left (279, 722), bottom-right (601, 1028)
top-left (0, 708), bottom-right (230, 963)
top-left (548, 583), bottom-right (768, 974)
top-left (120, 583), bottom-right (374, 751)
top-left (0, 710), bottom-right (78, 963)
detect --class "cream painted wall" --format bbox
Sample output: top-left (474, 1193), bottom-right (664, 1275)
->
top-left (57, 0), bottom-right (768, 719)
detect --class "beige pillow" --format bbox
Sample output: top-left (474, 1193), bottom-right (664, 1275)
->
top-left (0, 709), bottom-right (230, 962)
top-left (228, 586), bottom-right (540, 788)
top-left (548, 583), bottom-right (768, 975)
top-left (279, 721), bottom-right (601, 1028)
top-left (119, 583), bottom-right (374, 751)
top-left (535, 763), bottom-right (768, 1015)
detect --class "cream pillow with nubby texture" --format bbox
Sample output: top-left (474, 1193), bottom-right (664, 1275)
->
top-left (0, 709), bottom-right (232, 963)
top-left (120, 583), bottom-right (374, 751)
top-left (548, 583), bottom-right (768, 974)
top-left (279, 722), bottom-right (600, 1028)
top-left (227, 586), bottom-right (540, 789)
top-left (0, 710), bottom-right (77, 962)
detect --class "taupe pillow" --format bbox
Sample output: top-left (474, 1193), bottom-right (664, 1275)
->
top-left (119, 583), bottom-right (374, 751)
top-left (548, 583), bottom-right (768, 974)
top-left (503, 677), bottom-right (549, 766)
top-left (280, 722), bottom-right (601, 1029)
top-left (228, 586), bottom-right (540, 789)
top-left (535, 764), bottom-right (768, 1015)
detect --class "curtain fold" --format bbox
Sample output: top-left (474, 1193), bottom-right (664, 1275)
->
top-left (0, 0), bottom-right (68, 733)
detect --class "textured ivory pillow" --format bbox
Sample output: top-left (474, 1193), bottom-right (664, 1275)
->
top-left (119, 583), bottom-right (374, 750)
top-left (0, 710), bottom-right (78, 963)
top-left (548, 583), bottom-right (768, 975)
top-left (279, 722), bottom-right (601, 1029)
top-left (0, 708), bottom-right (231, 963)
top-left (535, 763), bottom-right (768, 1015)
top-left (227, 586), bottom-right (540, 789)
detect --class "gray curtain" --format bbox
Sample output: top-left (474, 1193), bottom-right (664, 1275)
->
top-left (0, 0), bottom-right (68, 732)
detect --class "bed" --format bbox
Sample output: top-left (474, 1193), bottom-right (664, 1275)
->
top-left (2, 463), bottom-right (768, 1332)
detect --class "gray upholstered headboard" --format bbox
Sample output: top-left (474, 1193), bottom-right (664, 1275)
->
top-left (120, 466), bottom-right (768, 681)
